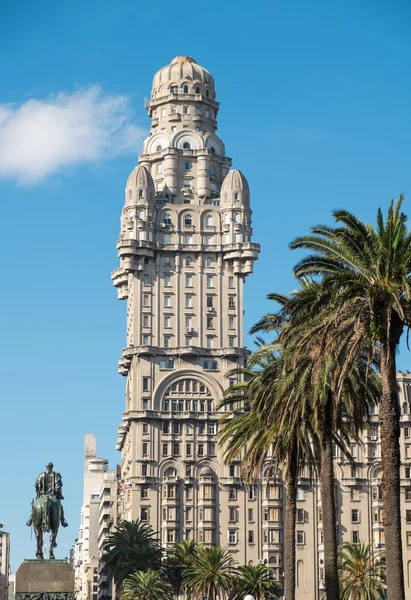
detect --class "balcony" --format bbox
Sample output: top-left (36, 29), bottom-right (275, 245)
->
top-left (169, 112), bottom-right (181, 122)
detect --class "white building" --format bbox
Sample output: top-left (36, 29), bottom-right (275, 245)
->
top-left (0, 527), bottom-right (10, 600)
top-left (73, 435), bottom-right (110, 600)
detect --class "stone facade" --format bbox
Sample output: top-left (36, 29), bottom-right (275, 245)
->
top-left (15, 559), bottom-right (74, 600)
top-left (111, 56), bottom-right (411, 598)
top-left (0, 529), bottom-right (10, 600)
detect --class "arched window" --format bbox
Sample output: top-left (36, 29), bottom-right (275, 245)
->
top-left (184, 214), bottom-right (193, 226)
top-left (163, 213), bottom-right (172, 225)
top-left (137, 209), bottom-right (144, 219)
top-left (209, 146), bottom-right (215, 154)
top-left (183, 142), bottom-right (191, 149)
top-left (234, 192), bottom-right (239, 201)
top-left (128, 190), bottom-right (132, 200)
top-left (269, 556), bottom-right (277, 564)
top-left (195, 86), bottom-right (200, 94)
top-left (162, 378), bottom-right (213, 413)
top-left (404, 402), bottom-right (409, 415)
top-left (205, 215), bottom-right (213, 227)
top-left (186, 256), bottom-right (192, 266)
top-left (156, 144), bottom-right (163, 152)
top-left (206, 257), bottom-right (213, 267)
top-left (164, 467), bottom-right (177, 477)
top-left (183, 84), bottom-right (189, 93)
top-left (138, 189), bottom-right (143, 198)
top-left (206, 89), bottom-right (209, 97)
top-left (234, 212), bottom-right (240, 223)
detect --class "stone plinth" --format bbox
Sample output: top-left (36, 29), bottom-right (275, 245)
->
top-left (15, 560), bottom-right (74, 600)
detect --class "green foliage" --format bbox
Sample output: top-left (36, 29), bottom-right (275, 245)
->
top-left (182, 545), bottom-right (237, 600)
top-left (121, 569), bottom-right (174, 600)
top-left (338, 542), bottom-right (386, 599)
top-left (231, 564), bottom-right (280, 600)
top-left (101, 520), bottom-right (162, 585)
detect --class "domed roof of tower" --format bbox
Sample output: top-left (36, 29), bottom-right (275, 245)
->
top-left (151, 56), bottom-right (215, 98)
top-left (221, 169), bottom-right (249, 193)
top-left (125, 165), bottom-right (155, 204)
top-left (221, 169), bottom-right (250, 207)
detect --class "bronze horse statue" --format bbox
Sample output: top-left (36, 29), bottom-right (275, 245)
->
top-left (27, 462), bottom-right (68, 559)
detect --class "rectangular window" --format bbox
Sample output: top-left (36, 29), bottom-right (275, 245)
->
top-left (229, 508), bottom-right (237, 522)
top-left (184, 235), bottom-right (193, 245)
top-left (141, 486), bottom-right (148, 499)
top-left (186, 507), bottom-right (192, 522)
top-left (183, 106), bottom-right (189, 114)
top-left (185, 295), bottom-right (192, 308)
top-left (248, 508), bottom-right (254, 522)
top-left (142, 423), bottom-right (149, 434)
top-left (184, 161), bottom-right (192, 170)
top-left (162, 443), bottom-right (168, 456)
top-left (297, 531), bottom-right (305, 545)
top-left (141, 463), bottom-right (147, 476)
top-left (297, 508), bottom-right (305, 523)
top-left (407, 532), bottom-right (411, 546)
top-left (205, 235), bottom-right (213, 245)
top-left (143, 273), bottom-right (150, 285)
top-left (142, 398), bottom-right (150, 410)
top-left (229, 487), bottom-right (236, 500)
top-left (406, 510), bottom-right (411, 523)
top-left (164, 295), bottom-right (171, 307)
top-left (352, 509), bottom-right (359, 523)
top-left (185, 336), bottom-right (191, 346)
top-left (405, 427), bottom-right (410, 439)
top-left (162, 422), bottom-right (169, 434)
top-left (186, 275), bottom-right (192, 287)
top-left (228, 296), bottom-right (236, 310)
top-left (208, 422), bottom-right (217, 435)
top-left (406, 489), bottom-right (411, 501)
top-left (186, 443), bottom-right (192, 456)
top-left (143, 294), bottom-right (150, 307)
top-left (164, 315), bottom-right (171, 328)
top-left (198, 443), bottom-right (204, 457)
top-left (248, 530), bottom-right (254, 544)
top-left (228, 530), bottom-right (237, 545)
top-left (228, 317), bottom-right (235, 329)
top-left (248, 486), bottom-right (256, 500)
top-left (207, 275), bottom-right (213, 288)
top-left (210, 165), bottom-right (215, 175)
top-left (207, 316), bottom-right (213, 329)
top-left (165, 256), bottom-right (171, 266)
top-left (209, 442), bottom-right (216, 455)
top-left (142, 442), bottom-right (148, 456)
top-left (228, 336), bottom-right (235, 347)
top-left (164, 274), bottom-right (171, 286)
top-left (140, 507), bottom-right (149, 521)
top-left (406, 467), bottom-right (411, 479)
top-left (164, 335), bottom-right (171, 348)
top-left (206, 295), bottom-right (213, 307)
top-left (173, 443), bottom-right (180, 456)
top-left (142, 334), bottom-right (150, 345)
top-left (352, 531), bottom-right (359, 543)
top-left (229, 464), bottom-right (235, 477)
top-left (172, 422), bottom-right (181, 434)
top-left (161, 108), bottom-right (166, 117)
top-left (207, 337), bottom-right (213, 349)
top-left (228, 276), bottom-right (234, 288)
top-left (142, 377), bottom-right (149, 392)
top-left (143, 315), bottom-right (149, 327)
top-left (185, 316), bottom-right (192, 328)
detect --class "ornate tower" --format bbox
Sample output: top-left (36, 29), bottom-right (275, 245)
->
top-left (112, 56), bottom-right (262, 564)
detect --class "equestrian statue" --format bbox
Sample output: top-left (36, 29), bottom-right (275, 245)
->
top-left (26, 462), bottom-right (68, 559)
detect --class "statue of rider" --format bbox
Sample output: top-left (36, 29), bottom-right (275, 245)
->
top-left (26, 462), bottom-right (68, 527)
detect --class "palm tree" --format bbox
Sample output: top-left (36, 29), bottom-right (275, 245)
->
top-left (163, 539), bottom-right (199, 597)
top-left (221, 284), bottom-right (380, 600)
top-left (219, 345), bottom-right (316, 600)
top-left (102, 520), bottom-right (162, 585)
top-left (338, 542), bottom-right (386, 599)
top-left (232, 565), bottom-right (280, 600)
top-left (290, 197), bottom-right (410, 599)
top-left (182, 545), bottom-right (237, 600)
top-left (121, 569), bottom-right (174, 600)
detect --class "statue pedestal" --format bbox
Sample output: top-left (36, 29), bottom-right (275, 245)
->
top-left (15, 560), bottom-right (75, 600)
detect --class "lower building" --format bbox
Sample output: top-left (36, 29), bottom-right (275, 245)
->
top-left (0, 527), bottom-right (10, 600)
top-left (73, 435), bottom-right (110, 600)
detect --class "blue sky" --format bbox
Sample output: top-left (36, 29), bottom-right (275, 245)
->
top-left (1, 0), bottom-right (410, 571)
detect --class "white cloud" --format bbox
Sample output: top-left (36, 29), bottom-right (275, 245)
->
top-left (0, 86), bottom-right (146, 185)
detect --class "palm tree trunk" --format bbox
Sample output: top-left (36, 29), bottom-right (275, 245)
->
top-left (320, 398), bottom-right (340, 600)
top-left (379, 340), bottom-right (405, 600)
top-left (284, 439), bottom-right (298, 600)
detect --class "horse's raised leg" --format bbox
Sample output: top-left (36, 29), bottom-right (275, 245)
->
top-left (35, 529), bottom-right (44, 560)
